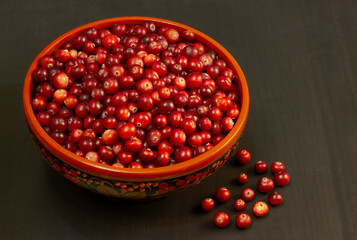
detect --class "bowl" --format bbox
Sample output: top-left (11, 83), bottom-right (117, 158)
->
top-left (23, 17), bottom-right (249, 200)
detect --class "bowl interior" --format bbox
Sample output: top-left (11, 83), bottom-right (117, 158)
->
top-left (23, 17), bottom-right (249, 181)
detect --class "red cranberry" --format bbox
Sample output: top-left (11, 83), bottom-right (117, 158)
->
top-left (252, 201), bottom-right (269, 217)
top-left (98, 145), bottom-right (115, 161)
top-left (235, 149), bottom-right (251, 164)
top-left (235, 212), bottom-right (251, 229)
top-left (201, 198), bottom-right (215, 212)
top-left (157, 140), bottom-right (174, 155)
top-left (180, 118), bottom-right (196, 134)
top-left (234, 199), bottom-right (246, 211)
top-left (101, 129), bottom-right (119, 145)
top-left (156, 151), bottom-right (170, 167)
top-left (271, 161), bottom-right (285, 174)
top-left (125, 138), bottom-right (142, 153)
top-left (138, 148), bottom-right (155, 163)
top-left (85, 151), bottom-right (99, 162)
top-left (255, 161), bottom-right (268, 174)
top-left (78, 137), bottom-right (95, 152)
top-left (274, 171), bottom-right (290, 186)
top-left (174, 146), bottom-right (192, 163)
top-left (268, 192), bottom-right (283, 205)
top-left (170, 129), bottom-right (186, 147)
top-left (257, 177), bottom-right (275, 193)
top-left (116, 151), bottom-right (133, 165)
top-left (237, 173), bottom-right (248, 184)
top-left (215, 187), bottom-right (231, 202)
top-left (241, 188), bottom-right (255, 202)
top-left (32, 94), bottom-right (47, 112)
top-left (146, 129), bottom-right (162, 147)
top-left (36, 111), bottom-right (52, 126)
top-left (214, 211), bottom-right (230, 228)
top-left (128, 161), bottom-right (143, 168)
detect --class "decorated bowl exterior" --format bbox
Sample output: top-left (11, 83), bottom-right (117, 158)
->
top-left (23, 17), bottom-right (249, 200)
top-left (29, 127), bottom-right (242, 199)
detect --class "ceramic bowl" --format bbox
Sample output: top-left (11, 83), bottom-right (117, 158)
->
top-left (23, 17), bottom-right (249, 200)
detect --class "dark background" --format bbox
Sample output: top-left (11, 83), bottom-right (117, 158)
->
top-left (0, 0), bottom-right (356, 239)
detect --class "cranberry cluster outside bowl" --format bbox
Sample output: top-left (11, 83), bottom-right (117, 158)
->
top-left (23, 17), bottom-right (249, 200)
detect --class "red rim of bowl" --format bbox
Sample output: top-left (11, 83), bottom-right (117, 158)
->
top-left (23, 16), bottom-right (249, 181)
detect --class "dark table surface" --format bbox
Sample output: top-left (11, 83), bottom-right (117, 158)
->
top-left (0, 0), bottom-right (356, 239)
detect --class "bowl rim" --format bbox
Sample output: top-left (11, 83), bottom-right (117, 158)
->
top-left (23, 16), bottom-right (249, 181)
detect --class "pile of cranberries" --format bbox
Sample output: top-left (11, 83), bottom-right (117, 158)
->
top-left (201, 149), bottom-right (290, 229)
top-left (31, 21), bottom-right (241, 168)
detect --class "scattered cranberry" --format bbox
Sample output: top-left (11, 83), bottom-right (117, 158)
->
top-left (235, 212), bottom-right (251, 229)
top-left (252, 201), bottom-right (269, 217)
top-left (254, 161), bottom-right (268, 174)
top-left (271, 161), bottom-right (285, 174)
top-left (235, 149), bottom-right (251, 164)
top-left (257, 177), bottom-right (275, 193)
top-left (233, 199), bottom-right (246, 211)
top-left (201, 198), bottom-right (215, 212)
top-left (215, 187), bottom-right (231, 202)
top-left (268, 192), bottom-right (283, 206)
top-left (214, 211), bottom-right (230, 228)
top-left (241, 188), bottom-right (255, 202)
top-left (274, 171), bottom-right (290, 186)
top-left (237, 173), bottom-right (248, 184)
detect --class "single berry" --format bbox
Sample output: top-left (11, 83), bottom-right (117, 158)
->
top-left (268, 192), bottom-right (283, 206)
top-left (252, 201), bottom-right (269, 217)
top-left (215, 187), bottom-right (231, 202)
top-left (254, 161), bottom-right (268, 174)
top-left (271, 161), bottom-right (285, 174)
top-left (241, 188), bottom-right (255, 202)
top-left (235, 212), bottom-right (251, 229)
top-left (237, 173), bottom-right (248, 184)
top-left (214, 211), bottom-right (230, 228)
top-left (274, 171), bottom-right (290, 186)
top-left (257, 177), bottom-right (275, 193)
top-left (235, 149), bottom-right (251, 164)
top-left (233, 199), bottom-right (246, 211)
top-left (201, 198), bottom-right (215, 212)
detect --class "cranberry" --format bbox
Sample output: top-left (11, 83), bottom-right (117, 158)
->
top-left (101, 129), bottom-right (119, 145)
top-left (180, 118), bottom-right (196, 134)
top-left (174, 146), bottom-right (192, 163)
top-left (201, 198), bottom-right (215, 212)
top-left (170, 128), bottom-right (186, 147)
top-left (271, 161), bottom-right (285, 174)
top-left (158, 140), bottom-right (174, 155)
top-left (98, 145), bottom-right (115, 161)
top-left (237, 173), bottom-right (248, 184)
top-left (252, 201), bottom-right (269, 217)
top-left (146, 129), bottom-right (162, 147)
top-left (85, 151), bottom-right (99, 162)
top-left (215, 187), bottom-right (231, 202)
top-left (268, 192), bottom-right (283, 205)
top-left (125, 138), bottom-right (142, 153)
top-left (116, 151), bottom-right (133, 165)
top-left (36, 111), bottom-right (52, 126)
top-left (214, 211), bottom-right (230, 228)
top-left (138, 148), bottom-right (155, 163)
top-left (274, 171), bottom-right (290, 186)
top-left (235, 149), bottom-right (251, 164)
top-left (32, 95), bottom-right (47, 112)
top-left (235, 212), bottom-right (251, 229)
top-left (156, 151), bottom-right (170, 167)
top-left (241, 188), bottom-right (255, 202)
top-left (234, 199), bottom-right (246, 211)
top-left (257, 177), bottom-right (275, 193)
top-left (254, 161), bottom-right (268, 174)
top-left (128, 161), bottom-right (143, 168)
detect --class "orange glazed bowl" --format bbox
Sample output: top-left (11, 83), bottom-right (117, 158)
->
top-left (23, 17), bottom-right (249, 200)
